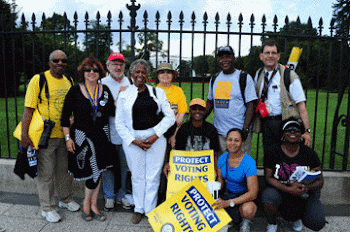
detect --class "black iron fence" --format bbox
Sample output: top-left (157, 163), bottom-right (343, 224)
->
top-left (1, 0), bottom-right (349, 170)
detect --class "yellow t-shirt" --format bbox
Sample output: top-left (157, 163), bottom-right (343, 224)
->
top-left (157, 84), bottom-right (189, 115)
top-left (24, 70), bottom-right (72, 138)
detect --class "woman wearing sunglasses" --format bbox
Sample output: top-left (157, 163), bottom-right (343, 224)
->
top-left (261, 117), bottom-right (326, 232)
top-left (61, 56), bottom-right (117, 222)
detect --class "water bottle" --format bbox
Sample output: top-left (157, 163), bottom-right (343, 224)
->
top-left (27, 146), bottom-right (37, 167)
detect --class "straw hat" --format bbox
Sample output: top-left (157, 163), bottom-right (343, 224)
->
top-left (153, 63), bottom-right (179, 79)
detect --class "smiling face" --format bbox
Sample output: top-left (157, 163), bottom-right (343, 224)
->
top-left (131, 64), bottom-right (148, 89)
top-left (218, 54), bottom-right (235, 74)
top-left (83, 64), bottom-right (100, 84)
top-left (190, 105), bottom-right (206, 122)
top-left (157, 69), bottom-right (174, 85)
top-left (48, 51), bottom-right (67, 78)
top-left (226, 130), bottom-right (245, 154)
top-left (283, 127), bottom-right (302, 144)
top-left (107, 59), bottom-right (125, 79)
top-left (259, 45), bottom-right (281, 71)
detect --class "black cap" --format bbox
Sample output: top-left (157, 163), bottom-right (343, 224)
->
top-left (217, 45), bottom-right (234, 57)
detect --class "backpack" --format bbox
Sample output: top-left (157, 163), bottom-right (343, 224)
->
top-left (38, 72), bottom-right (73, 103)
top-left (210, 71), bottom-right (248, 105)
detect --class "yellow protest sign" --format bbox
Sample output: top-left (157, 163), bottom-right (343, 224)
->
top-left (148, 178), bottom-right (232, 232)
top-left (166, 150), bottom-right (215, 199)
top-left (287, 47), bottom-right (303, 71)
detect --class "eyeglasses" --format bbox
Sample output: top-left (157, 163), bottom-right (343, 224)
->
top-left (190, 105), bottom-right (205, 111)
top-left (84, 68), bottom-right (100, 73)
top-left (284, 127), bottom-right (301, 133)
top-left (51, 59), bottom-right (67, 64)
top-left (109, 63), bottom-right (125, 68)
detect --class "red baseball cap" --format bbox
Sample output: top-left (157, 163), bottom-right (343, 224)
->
top-left (108, 52), bottom-right (125, 62)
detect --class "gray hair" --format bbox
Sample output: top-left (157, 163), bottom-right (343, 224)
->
top-left (49, 50), bottom-right (67, 61)
top-left (129, 59), bottom-right (151, 76)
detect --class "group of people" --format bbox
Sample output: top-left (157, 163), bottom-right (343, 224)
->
top-left (20, 39), bottom-right (326, 232)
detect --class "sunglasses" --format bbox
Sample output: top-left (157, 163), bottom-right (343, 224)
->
top-left (284, 127), bottom-right (301, 133)
top-left (84, 68), bottom-right (100, 73)
top-left (51, 59), bottom-right (67, 64)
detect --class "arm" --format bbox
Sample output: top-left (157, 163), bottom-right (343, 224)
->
top-left (205, 99), bottom-right (214, 118)
top-left (243, 101), bottom-right (255, 130)
top-left (265, 168), bottom-right (307, 196)
top-left (21, 107), bottom-right (35, 149)
top-left (63, 127), bottom-right (75, 154)
top-left (296, 101), bottom-right (311, 147)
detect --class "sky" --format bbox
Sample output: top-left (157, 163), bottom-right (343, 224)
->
top-left (14, 0), bottom-right (336, 57)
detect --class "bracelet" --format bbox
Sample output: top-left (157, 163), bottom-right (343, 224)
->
top-left (65, 134), bottom-right (70, 142)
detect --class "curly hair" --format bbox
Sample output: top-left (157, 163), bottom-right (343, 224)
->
top-left (77, 56), bottom-right (106, 82)
top-left (129, 59), bottom-right (151, 76)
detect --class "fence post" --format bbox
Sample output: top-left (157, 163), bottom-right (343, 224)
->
top-left (127, 0), bottom-right (141, 63)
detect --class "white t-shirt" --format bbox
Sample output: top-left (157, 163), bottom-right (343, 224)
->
top-left (101, 75), bottom-right (131, 144)
top-left (255, 68), bottom-right (306, 116)
top-left (208, 70), bottom-right (257, 135)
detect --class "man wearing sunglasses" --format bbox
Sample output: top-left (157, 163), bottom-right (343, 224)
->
top-left (101, 52), bottom-right (133, 211)
top-left (21, 50), bottom-right (79, 223)
top-left (206, 45), bottom-right (257, 156)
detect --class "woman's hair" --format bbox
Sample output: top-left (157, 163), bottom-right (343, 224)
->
top-left (129, 59), bottom-right (151, 76)
top-left (77, 56), bottom-right (106, 82)
top-left (226, 128), bottom-right (247, 142)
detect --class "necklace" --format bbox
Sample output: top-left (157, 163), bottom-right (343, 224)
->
top-left (84, 83), bottom-right (100, 111)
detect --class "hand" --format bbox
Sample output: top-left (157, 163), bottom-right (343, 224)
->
top-left (21, 133), bottom-right (34, 149)
top-left (212, 199), bottom-right (230, 210)
top-left (288, 181), bottom-right (308, 196)
top-left (163, 162), bottom-right (170, 178)
top-left (119, 86), bottom-right (129, 92)
top-left (169, 135), bottom-right (176, 148)
top-left (66, 139), bottom-right (76, 154)
top-left (132, 139), bottom-right (151, 151)
top-left (301, 132), bottom-right (311, 147)
top-left (145, 134), bottom-right (159, 146)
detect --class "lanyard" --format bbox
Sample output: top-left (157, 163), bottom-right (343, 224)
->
top-left (84, 83), bottom-right (100, 111)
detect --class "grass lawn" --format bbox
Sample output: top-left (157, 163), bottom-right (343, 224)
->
top-left (1, 82), bottom-right (349, 170)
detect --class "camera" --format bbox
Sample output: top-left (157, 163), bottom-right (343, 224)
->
top-left (38, 120), bottom-right (55, 148)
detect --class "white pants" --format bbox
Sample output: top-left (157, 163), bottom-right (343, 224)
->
top-left (122, 128), bottom-right (166, 215)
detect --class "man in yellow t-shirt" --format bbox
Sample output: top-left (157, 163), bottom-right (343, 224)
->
top-left (21, 50), bottom-right (80, 223)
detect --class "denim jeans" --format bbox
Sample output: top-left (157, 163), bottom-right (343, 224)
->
top-left (102, 144), bottom-right (128, 201)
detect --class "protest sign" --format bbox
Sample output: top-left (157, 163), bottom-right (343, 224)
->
top-left (166, 150), bottom-right (215, 199)
top-left (148, 178), bottom-right (231, 232)
top-left (287, 47), bottom-right (303, 71)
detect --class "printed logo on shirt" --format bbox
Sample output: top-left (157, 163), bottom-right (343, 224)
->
top-left (214, 81), bottom-right (232, 108)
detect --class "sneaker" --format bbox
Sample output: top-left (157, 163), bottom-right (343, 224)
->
top-left (58, 201), bottom-right (81, 212)
top-left (41, 210), bottom-right (61, 223)
top-left (266, 223), bottom-right (277, 232)
top-left (121, 197), bottom-right (132, 209)
top-left (292, 219), bottom-right (303, 231)
top-left (240, 219), bottom-right (251, 232)
top-left (104, 199), bottom-right (115, 211)
top-left (131, 212), bottom-right (143, 224)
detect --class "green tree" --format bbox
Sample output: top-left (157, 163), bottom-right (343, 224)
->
top-left (193, 55), bottom-right (216, 78)
top-left (177, 60), bottom-right (192, 80)
top-left (136, 30), bottom-right (164, 60)
top-left (332, 0), bottom-right (350, 36)
top-left (84, 20), bottom-right (113, 62)
top-left (0, 0), bottom-right (20, 97)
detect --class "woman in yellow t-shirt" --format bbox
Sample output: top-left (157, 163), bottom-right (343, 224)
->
top-left (154, 63), bottom-right (188, 147)
top-left (154, 63), bottom-right (189, 205)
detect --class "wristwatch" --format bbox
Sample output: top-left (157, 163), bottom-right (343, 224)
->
top-left (305, 128), bottom-right (311, 133)
top-left (229, 200), bottom-right (235, 207)
top-left (65, 134), bottom-right (70, 142)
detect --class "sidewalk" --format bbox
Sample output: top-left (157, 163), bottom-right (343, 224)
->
top-left (0, 192), bottom-right (349, 232)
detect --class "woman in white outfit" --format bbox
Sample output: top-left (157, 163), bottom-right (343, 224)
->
top-left (115, 59), bottom-right (175, 224)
